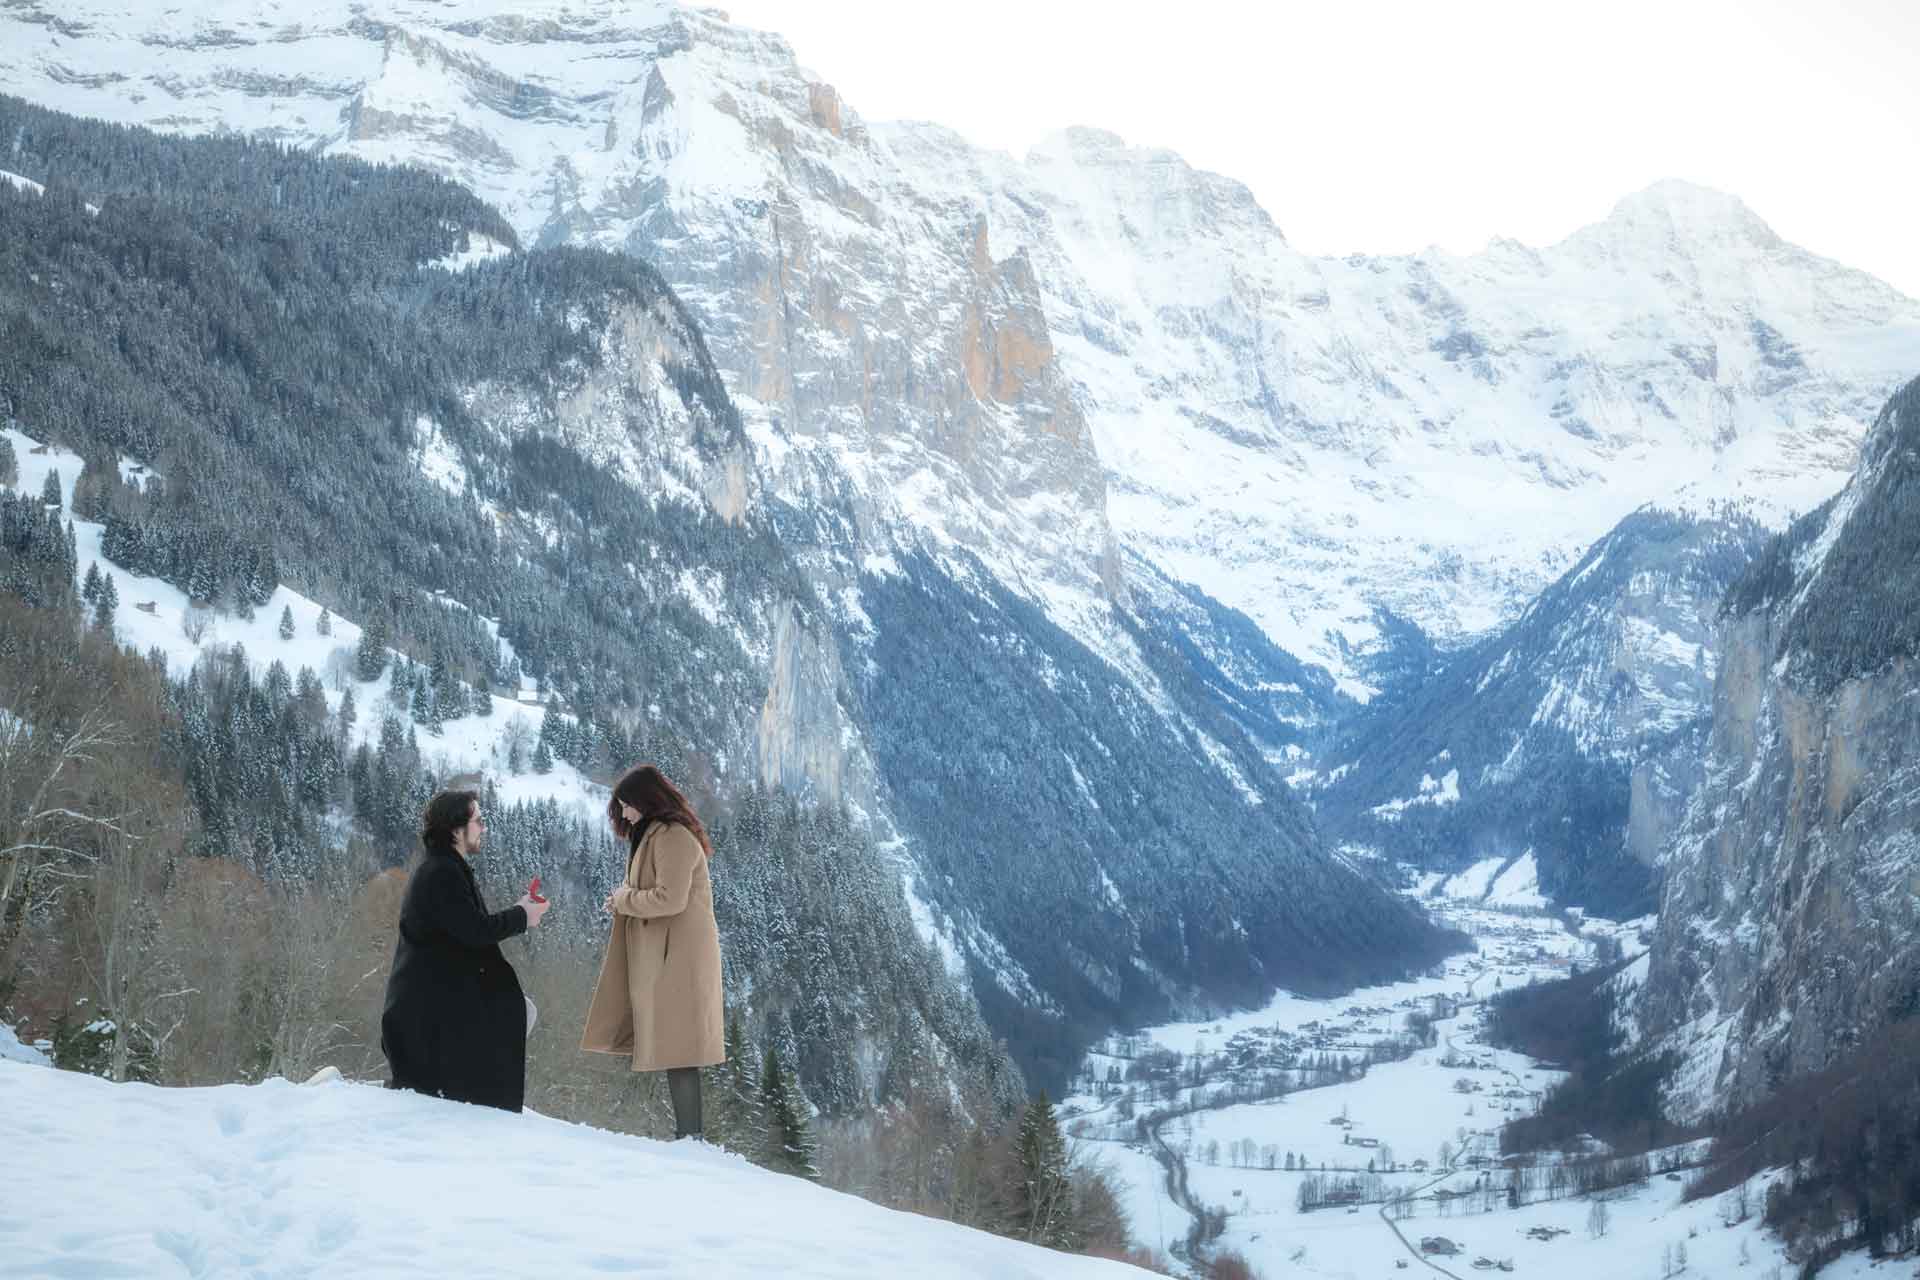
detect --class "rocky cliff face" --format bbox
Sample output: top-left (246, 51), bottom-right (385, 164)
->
top-left (1640, 376), bottom-right (1920, 1120)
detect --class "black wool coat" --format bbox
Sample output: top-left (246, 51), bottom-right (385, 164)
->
top-left (380, 849), bottom-right (529, 1113)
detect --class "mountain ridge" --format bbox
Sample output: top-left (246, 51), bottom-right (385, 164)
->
top-left (5, 0), bottom-right (1915, 697)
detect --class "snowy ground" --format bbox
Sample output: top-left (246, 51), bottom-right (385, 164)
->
top-left (0, 1023), bottom-right (51, 1067)
top-left (0, 1058), bottom-right (1138, 1279)
top-left (1057, 895), bottom-right (1847, 1278)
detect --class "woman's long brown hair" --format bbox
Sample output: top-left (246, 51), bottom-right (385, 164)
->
top-left (608, 764), bottom-right (713, 856)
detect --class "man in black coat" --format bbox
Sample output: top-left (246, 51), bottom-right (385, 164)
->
top-left (381, 789), bottom-right (551, 1112)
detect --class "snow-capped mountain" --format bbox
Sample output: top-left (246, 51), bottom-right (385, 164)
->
top-left (6, 0), bottom-right (1917, 1095)
top-left (904, 133), bottom-right (1916, 689)
top-left (0, 88), bottom-right (1456, 1100)
top-left (5, 0), bottom-right (1916, 700)
top-left (1316, 501), bottom-right (1773, 915)
top-left (1638, 375), bottom-right (1920, 1120)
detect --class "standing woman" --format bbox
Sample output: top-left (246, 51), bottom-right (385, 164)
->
top-left (382, 790), bottom-right (551, 1113)
top-left (581, 765), bottom-right (724, 1138)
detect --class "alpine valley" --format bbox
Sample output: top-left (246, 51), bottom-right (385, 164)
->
top-left (5, 2), bottom-right (1920, 1262)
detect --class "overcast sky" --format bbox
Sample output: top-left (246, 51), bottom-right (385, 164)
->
top-left (720, 0), bottom-right (1920, 298)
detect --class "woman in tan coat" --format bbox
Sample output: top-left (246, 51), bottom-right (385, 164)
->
top-left (580, 764), bottom-right (724, 1138)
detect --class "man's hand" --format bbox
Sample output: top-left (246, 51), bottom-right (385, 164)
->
top-left (516, 894), bottom-right (552, 928)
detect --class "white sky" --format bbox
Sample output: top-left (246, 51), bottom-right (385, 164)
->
top-left (719, 0), bottom-right (1920, 298)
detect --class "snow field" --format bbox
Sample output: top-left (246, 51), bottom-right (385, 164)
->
top-left (0, 1061), bottom-right (1138, 1279)
top-left (0, 1024), bottom-right (52, 1067)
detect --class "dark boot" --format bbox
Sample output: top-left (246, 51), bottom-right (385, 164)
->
top-left (667, 1066), bottom-right (703, 1140)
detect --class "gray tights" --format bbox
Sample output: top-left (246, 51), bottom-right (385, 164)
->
top-left (667, 1066), bottom-right (702, 1139)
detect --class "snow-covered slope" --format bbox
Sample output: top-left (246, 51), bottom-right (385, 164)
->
top-left (4, 1), bottom-right (1915, 696)
top-left (0, 1060), bottom-right (1132, 1278)
top-left (2, 428), bottom-right (604, 817)
top-left (0, 1023), bottom-right (52, 1067)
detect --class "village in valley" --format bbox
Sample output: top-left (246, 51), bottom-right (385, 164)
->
top-left (1052, 860), bottom-right (1824, 1278)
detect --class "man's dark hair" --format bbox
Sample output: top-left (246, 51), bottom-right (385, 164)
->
top-left (421, 789), bottom-right (480, 856)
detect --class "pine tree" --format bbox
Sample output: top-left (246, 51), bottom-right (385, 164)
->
top-left (356, 614), bottom-right (388, 681)
top-left (338, 686), bottom-right (357, 737)
top-left (40, 469), bottom-right (61, 509)
top-left (420, 683), bottom-right (444, 737)
top-left (536, 705), bottom-right (561, 764)
top-left (71, 455), bottom-right (111, 521)
top-left (295, 665), bottom-right (326, 718)
top-left (429, 651), bottom-right (461, 724)
top-left (278, 604), bottom-right (296, 641)
top-left (187, 556), bottom-right (219, 606)
top-left (0, 436), bottom-right (16, 485)
top-left (759, 1045), bottom-right (819, 1180)
top-left (264, 659), bottom-right (293, 708)
top-left (91, 571), bottom-right (118, 632)
top-left (82, 561), bottom-right (103, 604)
top-left (100, 513), bottom-right (128, 566)
top-left (709, 1015), bottom-right (763, 1156)
top-left (1013, 1092), bottom-right (1074, 1249)
top-left (531, 735), bottom-right (553, 775)
top-left (316, 608), bottom-right (332, 637)
top-left (245, 544), bottom-right (277, 607)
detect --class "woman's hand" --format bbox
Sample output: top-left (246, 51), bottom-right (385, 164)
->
top-left (602, 890), bottom-right (621, 915)
top-left (516, 894), bottom-right (552, 928)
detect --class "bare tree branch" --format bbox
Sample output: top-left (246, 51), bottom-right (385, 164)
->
top-left (25, 808), bottom-right (133, 832)
top-left (1, 842), bottom-right (98, 862)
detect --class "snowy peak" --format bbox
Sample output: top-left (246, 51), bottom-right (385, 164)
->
top-left (1596, 178), bottom-right (1783, 252)
top-left (1555, 177), bottom-right (1914, 326)
top-left (1025, 126), bottom-right (1285, 244)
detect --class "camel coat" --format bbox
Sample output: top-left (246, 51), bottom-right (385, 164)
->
top-left (580, 820), bottom-right (724, 1072)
